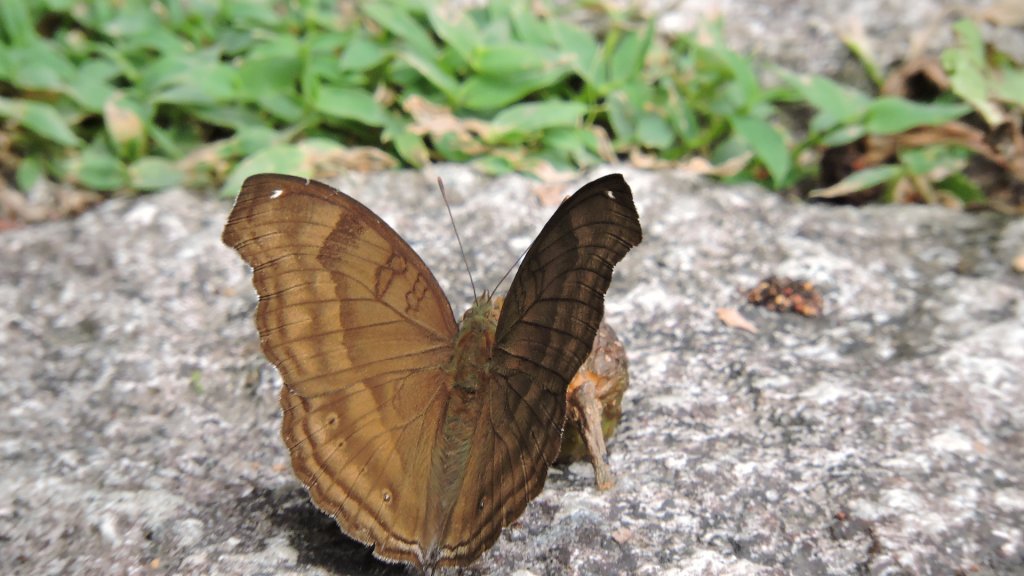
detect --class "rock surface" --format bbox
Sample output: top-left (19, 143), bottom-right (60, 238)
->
top-left (571, 0), bottom-right (1024, 82)
top-left (2, 166), bottom-right (1022, 575)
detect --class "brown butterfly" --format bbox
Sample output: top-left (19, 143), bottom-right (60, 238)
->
top-left (222, 173), bottom-right (642, 571)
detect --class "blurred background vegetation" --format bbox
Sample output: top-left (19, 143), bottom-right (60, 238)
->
top-left (1, 0), bottom-right (1021, 222)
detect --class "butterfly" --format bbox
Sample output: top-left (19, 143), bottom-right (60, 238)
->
top-left (222, 173), bottom-right (642, 570)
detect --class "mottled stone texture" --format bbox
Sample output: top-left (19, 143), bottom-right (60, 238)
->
top-left (2, 166), bottom-right (1021, 575)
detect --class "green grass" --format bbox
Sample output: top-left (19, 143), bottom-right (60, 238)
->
top-left (0, 0), bottom-right (1020, 206)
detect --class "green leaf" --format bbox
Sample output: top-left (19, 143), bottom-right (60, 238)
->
top-left (604, 83), bottom-right (656, 147)
top-left (605, 89), bottom-right (635, 145)
top-left (542, 127), bottom-right (601, 166)
top-left (509, 4), bottom-right (551, 45)
top-left (942, 19), bottom-right (1003, 126)
top-left (432, 132), bottom-right (473, 161)
top-left (116, 25), bottom-right (189, 58)
top-left (937, 173), bottom-right (985, 204)
top-left (819, 125), bottom-right (866, 148)
top-left (385, 112), bottom-right (432, 165)
top-left (237, 56), bottom-right (302, 97)
top-left (249, 34), bottom-right (303, 61)
top-left (718, 47), bottom-right (762, 109)
top-left (218, 0), bottom-right (282, 29)
top-left (863, 97), bottom-right (970, 135)
top-left (126, 50), bottom-right (173, 92)
top-left (472, 154), bottom-right (516, 175)
top-left (809, 164), bottom-right (903, 199)
top-left (730, 115), bottom-right (790, 187)
top-left (5, 43), bottom-right (74, 90)
top-left (549, 20), bottom-right (601, 86)
top-left (459, 67), bottom-right (569, 112)
top-left (0, 97), bottom-right (82, 146)
top-left (399, 51), bottom-right (460, 98)
top-left (391, 130), bottom-right (431, 166)
top-left (128, 157), bottom-right (183, 191)
top-left (192, 105), bottom-right (266, 131)
top-left (257, 92), bottom-right (305, 123)
top-left (153, 59), bottom-right (240, 106)
top-left (221, 144), bottom-right (305, 197)
top-left (139, 125), bottom-right (172, 160)
top-left (991, 65), bottom-right (1024, 107)
top-left (488, 100), bottom-right (587, 142)
top-left (608, 23), bottom-right (653, 85)
top-left (67, 59), bottom-right (118, 112)
top-left (635, 112), bottom-right (675, 149)
top-left (470, 42), bottom-right (563, 76)
top-left (427, 6), bottom-right (481, 63)
top-left (660, 78), bottom-right (699, 146)
top-left (361, 3), bottom-right (437, 57)
top-left (338, 35), bottom-right (392, 72)
top-left (75, 147), bottom-right (128, 191)
top-left (526, 149), bottom-right (574, 173)
top-left (224, 126), bottom-right (282, 157)
top-left (304, 36), bottom-right (350, 85)
top-left (0, 0), bottom-right (39, 46)
top-left (313, 87), bottom-right (387, 126)
top-left (897, 144), bottom-right (968, 176)
top-left (786, 73), bottom-right (870, 128)
top-left (299, 43), bottom-right (320, 106)
top-left (100, 2), bottom-right (162, 38)
top-left (14, 156), bottom-right (44, 192)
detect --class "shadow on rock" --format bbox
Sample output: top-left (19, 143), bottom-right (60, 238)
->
top-left (268, 487), bottom-right (407, 576)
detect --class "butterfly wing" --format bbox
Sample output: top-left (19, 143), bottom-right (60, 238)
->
top-left (435, 174), bottom-right (643, 564)
top-left (223, 174), bottom-right (458, 566)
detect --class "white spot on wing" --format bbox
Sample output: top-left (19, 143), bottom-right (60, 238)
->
top-left (605, 190), bottom-right (615, 199)
top-left (270, 189), bottom-right (284, 199)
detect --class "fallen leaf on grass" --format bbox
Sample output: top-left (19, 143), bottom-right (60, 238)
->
top-left (403, 95), bottom-right (490, 155)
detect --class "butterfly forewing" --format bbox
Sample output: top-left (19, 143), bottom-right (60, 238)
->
top-left (223, 174), bottom-right (458, 565)
top-left (435, 174), bottom-right (643, 562)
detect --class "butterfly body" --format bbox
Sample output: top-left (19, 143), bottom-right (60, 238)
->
top-left (224, 173), bottom-right (641, 570)
top-left (449, 297), bottom-right (498, 392)
top-left (428, 298), bottom-right (496, 557)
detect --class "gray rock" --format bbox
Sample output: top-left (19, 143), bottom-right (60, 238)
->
top-left (2, 165), bottom-right (1021, 575)
top-left (559, 0), bottom-right (1024, 83)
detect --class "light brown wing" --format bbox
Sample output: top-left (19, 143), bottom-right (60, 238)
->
top-left (435, 174), bottom-right (643, 566)
top-left (222, 174), bottom-right (458, 566)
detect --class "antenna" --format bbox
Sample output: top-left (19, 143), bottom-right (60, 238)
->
top-left (437, 177), bottom-right (477, 301)
top-left (490, 184), bottom-right (563, 296)
top-left (492, 241), bottom-right (529, 297)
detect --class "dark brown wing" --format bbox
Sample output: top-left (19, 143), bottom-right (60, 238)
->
top-left (435, 173), bottom-right (642, 564)
top-left (222, 174), bottom-right (458, 567)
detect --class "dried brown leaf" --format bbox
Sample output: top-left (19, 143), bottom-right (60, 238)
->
top-left (1012, 252), bottom-right (1024, 273)
top-left (402, 95), bottom-right (490, 155)
top-left (977, 1), bottom-right (1024, 27)
top-left (717, 307), bottom-right (759, 334)
top-left (611, 527), bottom-right (634, 544)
